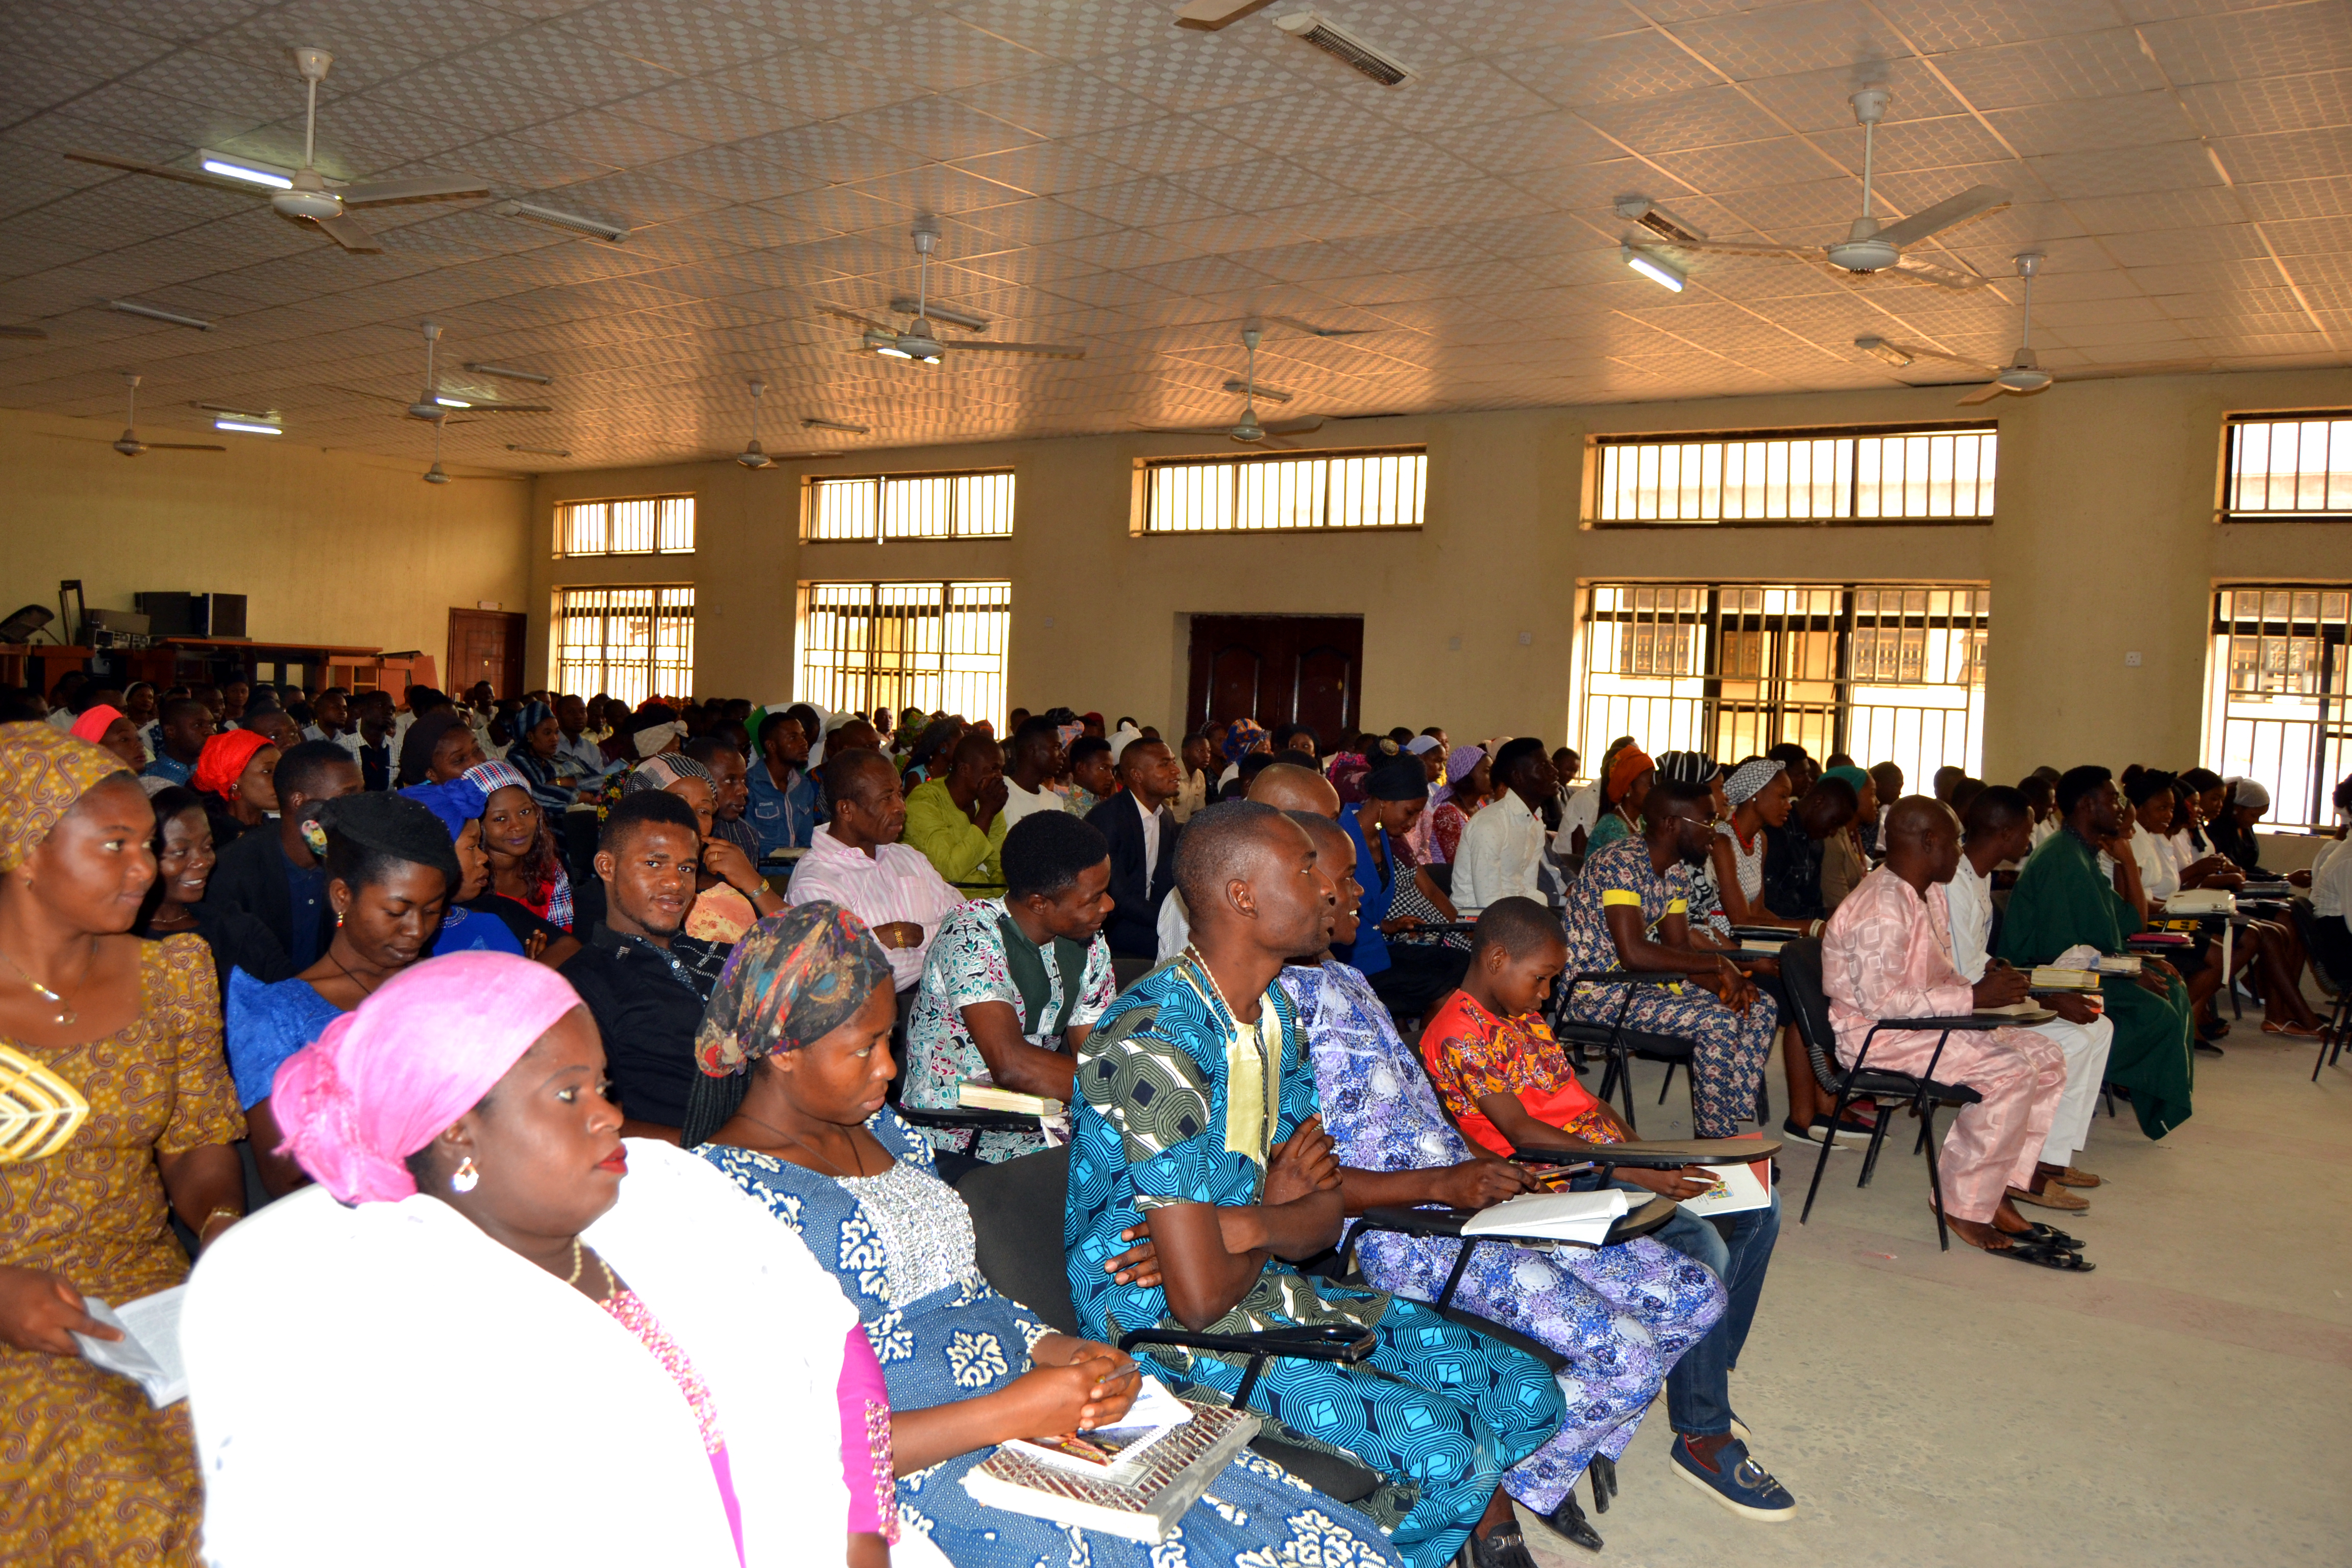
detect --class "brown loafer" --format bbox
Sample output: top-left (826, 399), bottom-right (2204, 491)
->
top-left (2008, 1182), bottom-right (2089, 1212)
top-left (2049, 1165), bottom-right (2101, 1188)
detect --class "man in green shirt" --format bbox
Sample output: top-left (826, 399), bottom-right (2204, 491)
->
top-left (903, 730), bottom-right (1010, 895)
top-left (1998, 765), bottom-right (2194, 1139)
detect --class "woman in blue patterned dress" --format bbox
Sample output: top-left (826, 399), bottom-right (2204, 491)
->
top-left (685, 902), bottom-right (1406, 1568)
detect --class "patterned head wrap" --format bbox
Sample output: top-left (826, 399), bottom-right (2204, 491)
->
top-left (272, 952), bottom-right (585, 1205)
top-left (461, 759), bottom-right (532, 801)
top-left (631, 721), bottom-right (685, 758)
top-left (1606, 746), bottom-right (1655, 802)
top-left (1654, 750), bottom-right (1721, 786)
top-left (514, 700), bottom-right (554, 748)
top-left (694, 903), bottom-right (893, 1079)
top-left (0, 722), bottom-right (135, 873)
top-left (1724, 757), bottom-right (1787, 807)
top-left (1221, 718), bottom-right (1267, 763)
top-left (400, 779), bottom-right (489, 843)
top-left (67, 704), bottom-right (126, 746)
top-left (1431, 743), bottom-right (1488, 811)
top-left (193, 728), bottom-right (274, 801)
top-left (623, 752), bottom-right (717, 796)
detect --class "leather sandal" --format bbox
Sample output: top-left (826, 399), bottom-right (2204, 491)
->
top-left (2008, 1181), bottom-right (2088, 1212)
top-left (1992, 1237), bottom-right (2095, 1271)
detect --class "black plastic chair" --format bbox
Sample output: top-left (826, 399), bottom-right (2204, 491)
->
top-left (882, 991), bottom-right (1046, 1149)
top-left (1552, 970), bottom-right (1713, 1135)
top-left (1778, 938), bottom-right (1991, 1252)
top-left (2288, 897), bottom-right (2351, 1080)
top-left (954, 1146), bottom-right (1384, 1505)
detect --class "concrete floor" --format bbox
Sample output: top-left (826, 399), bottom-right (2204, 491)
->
top-left (1516, 1013), bottom-right (2352, 1568)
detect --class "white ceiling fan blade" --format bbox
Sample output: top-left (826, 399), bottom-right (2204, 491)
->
top-left (339, 173), bottom-right (493, 206)
top-left (313, 215), bottom-right (381, 253)
top-left (145, 442), bottom-right (228, 451)
top-left (1885, 255), bottom-right (1991, 290)
top-left (1262, 416), bottom-right (1325, 435)
top-left (0, 325), bottom-right (48, 339)
top-left (1872, 185), bottom-right (2011, 250)
top-left (1174, 0), bottom-right (1279, 30)
top-left (445, 402), bottom-right (554, 414)
top-left (64, 149), bottom-right (261, 196)
top-left (1131, 422), bottom-right (1230, 435)
top-left (1267, 315), bottom-right (1376, 338)
top-left (943, 340), bottom-right (1086, 360)
top-left (1955, 381), bottom-right (2008, 406)
top-left (1678, 238), bottom-right (1819, 260)
top-left (1869, 338), bottom-right (1995, 371)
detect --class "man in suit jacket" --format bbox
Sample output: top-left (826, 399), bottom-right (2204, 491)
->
top-left (1084, 735), bottom-right (1183, 959)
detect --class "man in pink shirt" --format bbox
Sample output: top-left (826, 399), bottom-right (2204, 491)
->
top-left (1820, 797), bottom-right (2083, 1270)
top-left (787, 749), bottom-right (962, 992)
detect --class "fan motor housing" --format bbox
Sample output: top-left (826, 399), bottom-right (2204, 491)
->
top-left (1826, 237), bottom-right (1901, 272)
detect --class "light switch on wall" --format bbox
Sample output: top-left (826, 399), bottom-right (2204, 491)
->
top-left (1447, 635), bottom-right (1461, 651)
top-left (1518, 630), bottom-right (1532, 645)
top-left (2124, 651), bottom-right (2142, 667)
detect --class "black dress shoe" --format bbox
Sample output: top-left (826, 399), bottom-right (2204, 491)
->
top-left (1541, 1492), bottom-right (1605, 1552)
top-left (1469, 1521), bottom-right (1542, 1568)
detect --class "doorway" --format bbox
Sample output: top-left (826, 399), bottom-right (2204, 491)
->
top-left (447, 608), bottom-right (527, 700)
top-left (1185, 615), bottom-right (1363, 752)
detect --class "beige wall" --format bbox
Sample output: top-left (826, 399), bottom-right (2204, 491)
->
top-left (532, 366), bottom-right (2352, 783)
top-left (0, 406), bottom-right (535, 681)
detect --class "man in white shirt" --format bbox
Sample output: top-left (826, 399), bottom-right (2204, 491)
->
top-left (999, 715), bottom-right (1071, 829)
top-left (1453, 738), bottom-right (1557, 915)
top-left (787, 748), bottom-right (963, 991)
top-left (553, 694), bottom-right (614, 782)
top-left (1950, 786), bottom-right (2114, 1200)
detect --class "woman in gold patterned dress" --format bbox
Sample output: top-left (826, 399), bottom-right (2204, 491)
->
top-left (0, 723), bottom-right (246, 1565)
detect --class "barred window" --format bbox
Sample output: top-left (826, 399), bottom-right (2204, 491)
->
top-left (796, 580), bottom-right (1010, 732)
top-left (1143, 449), bottom-right (1425, 533)
top-left (1577, 583), bottom-right (1989, 789)
top-left (1591, 426), bottom-right (1996, 525)
top-left (2204, 586), bottom-right (2350, 829)
top-left (554, 586), bottom-right (694, 705)
top-left (805, 471), bottom-right (1015, 542)
top-left (2224, 415), bottom-right (2352, 519)
top-left (556, 495), bottom-right (694, 555)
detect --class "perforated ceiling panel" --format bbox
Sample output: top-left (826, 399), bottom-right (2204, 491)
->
top-left (0, 0), bottom-right (2345, 471)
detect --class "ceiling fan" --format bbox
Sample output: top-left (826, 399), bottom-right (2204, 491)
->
top-left (1619, 88), bottom-right (2008, 291)
top-left (421, 416), bottom-right (511, 483)
top-left (64, 46), bottom-right (491, 255)
top-left (1134, 326), bottom-right (1327, 445)
top-left (823, 219), bottom-right (1086, 364)
top-left (715, 380), bottom-right (848, 468)
top-left (108, 376), bottom-right (224, 457)
top-left (1953, 253), bottom-right (2056, 405)
top-left (401, 323), bottom-right (552, 421)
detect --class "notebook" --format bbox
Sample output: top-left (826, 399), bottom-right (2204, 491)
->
top-left (1459, 1188), bottom-right (1629, 1245)
top-left (1675, 1140), bottom-right (1773, 1218)
top-left (73, 1286), bottom-right (187, 1408)
top-left (963, 1401), bottom-right (1259, 1543)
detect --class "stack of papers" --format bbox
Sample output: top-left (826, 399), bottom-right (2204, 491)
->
top-left (1461, 1188), bottom-right (1628, 1245)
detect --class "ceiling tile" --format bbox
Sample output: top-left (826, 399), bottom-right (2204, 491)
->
top-left (1085, 36), bottom-right (1314, 113)
top-left (1359, 60), bottom-right (1560, 135)
top-left (2184, 70), bottom-right (2352, 140)
top-left (1496, 32), bottom-right (1727, 110)
top-left (1932, 29), bottom-right (2169, 111)
top-left (2139, 8), bottom-right (2352, 89)
top-left (819, 11), bottom-right (1044, 95)
top-left (1872, 0), bottom-right (2123, 55)
top-left (552, 0), bottom-right (781, 76)
top-left (453, 24), bottom-right (676, 110)
top-left (507, 105), bottom-right (706, 168)
top-left (834, 94), bottom-right (1041, 162)
top-left (949, 139), bottom-right (1139, 195)
top-left (604, 78), bottom-right (802, 142)
top-left (954, 63), bottom-right (1164, 139)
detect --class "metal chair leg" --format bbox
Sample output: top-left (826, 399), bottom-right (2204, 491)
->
top-left (2100, 1079), bottom-right (2116, 1117)
top-left (1857, 1099), bottom-right (1896, 1188)
top-left (1917, 1095), bottom-right (1951, 1252)
top-left (1800, 1083), bottom-right (1850, 1224)
top-left (1656, 1060), bottom-right (1676, 1105)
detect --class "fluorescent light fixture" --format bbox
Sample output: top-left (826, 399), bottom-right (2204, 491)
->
top-left (214, 419), bottom-right (281, 435)
top-left (434, 395), bottom-right (471, 408)
top-left (200, 155), bottom-right (292, 190)
top-left (463, 362), bottom-right (553, 385)
top-left (1622, 245), bottom-right (1685, 292)
top-left (888, 298), bottom-right (987, 332)
top-left (494, 200), bottom-right (627, 243)
top-left (801, 416), bottom-right (870, 434)
top-left (507, 444), bottom-right (571, 457)
top-left (110, 299), bottom-right (213, 331)
top-left (1854, 335), bottom-right (1914, 368)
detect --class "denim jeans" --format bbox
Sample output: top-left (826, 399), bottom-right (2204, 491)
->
top-left (1608, 1182), bottom-right (1781, 1438)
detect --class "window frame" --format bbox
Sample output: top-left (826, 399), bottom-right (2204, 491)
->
top-left (2220, 412), bottom-right (2352, 523)
top-left (1137, 445), bottom-right (1428, 536)
top-left (551, 584), bottom-right (695, 706)
top-left (800, 469), bottom-right (1017, 543)
top-left (1584, 422), bottom-right (1998, 529)
top-left (793, 578), bottom-right (1012, 734)
top-left (552, 494), bottom-right (696, 557)
top-left (2201, 583), bottom-right (2350, 830)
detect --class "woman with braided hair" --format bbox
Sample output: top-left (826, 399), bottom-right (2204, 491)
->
top-left (225, 791), bottom-right (460, 1197)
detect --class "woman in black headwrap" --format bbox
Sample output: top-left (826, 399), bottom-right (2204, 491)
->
top-left (395, 707), bottom-right (485, 787)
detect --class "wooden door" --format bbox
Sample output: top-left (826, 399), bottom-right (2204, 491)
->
top-left (1185, 615), bottom-right (1362, 752)
top-left (447, 609), bottom-right (527, 700)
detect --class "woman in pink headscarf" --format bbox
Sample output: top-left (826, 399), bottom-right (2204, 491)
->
top-left (181, 951), bottom-right (908, 1568)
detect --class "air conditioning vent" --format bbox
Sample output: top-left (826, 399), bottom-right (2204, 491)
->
top-left (1273, 11), bottom-right (1414, 86)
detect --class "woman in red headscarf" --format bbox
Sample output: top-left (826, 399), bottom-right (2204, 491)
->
top-left (191, 728), bottom-right (279, 850)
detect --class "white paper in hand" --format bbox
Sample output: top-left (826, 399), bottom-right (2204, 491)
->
top-left (1459, 1189), bottom-right (1628, 1245)
top-left (72, 1285), bottom-right (188, 1407)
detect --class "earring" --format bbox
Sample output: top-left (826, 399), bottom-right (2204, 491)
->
top-left (450, 1156), bottom-right (480, 1194)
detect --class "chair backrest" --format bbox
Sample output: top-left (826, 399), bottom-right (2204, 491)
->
top-left (952, 1144), bottom-right (1082, 1336)
top-left (2289, 895), bottom-right (2351, 988)
top-left (1777, 937), bottom-right (1846, 1085)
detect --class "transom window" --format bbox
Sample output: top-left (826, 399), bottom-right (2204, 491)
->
top-left (2203, 586), bottom-right (2349, 829)
top-left (805, 471), bottom-right (1015, 541)
top-left (796, 580), bottom-right (1010, 732)
top-left (2224, 415), bottom-right (2352, 520)
top-left (1590, 425), bottom-right (1996, 525)
top-left (555, 495), bottom-right (694, 555)
top-left (1143, 448), bottom-right (1426, 534)
top-left (1576, 582), bottom-right (1989, 790)
top-left (554, 586), bottom-right (694, 705)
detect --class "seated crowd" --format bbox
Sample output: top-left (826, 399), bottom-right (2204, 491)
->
top-left (2, 677), bottom-right (2344, 1568)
